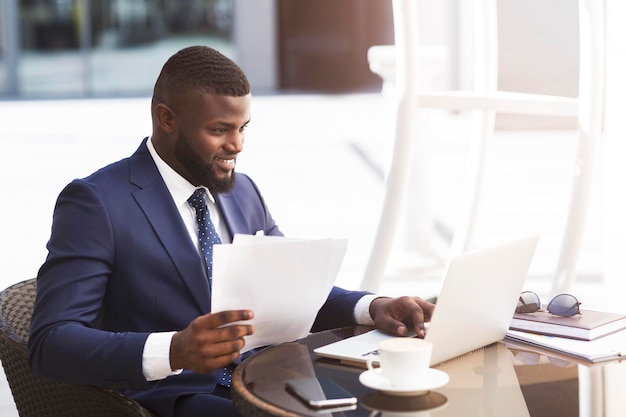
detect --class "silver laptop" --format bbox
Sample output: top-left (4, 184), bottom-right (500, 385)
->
top-left (314, 234), bottom-right (540, 366)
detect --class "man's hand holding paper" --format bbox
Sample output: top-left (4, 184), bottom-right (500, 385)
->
top-left (211, 235), bottom-right (348, 352)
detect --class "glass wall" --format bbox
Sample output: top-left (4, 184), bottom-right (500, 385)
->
top-left (0, 0), bottom-right (19, 95)
top-left (10, 0), bottom-right (235, 98)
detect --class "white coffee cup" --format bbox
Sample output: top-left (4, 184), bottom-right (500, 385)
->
top-left (366, 337), bottom-right (432, 388)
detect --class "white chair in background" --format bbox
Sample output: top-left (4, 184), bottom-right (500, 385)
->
top-left (360, 0), bottom-right (605, 296)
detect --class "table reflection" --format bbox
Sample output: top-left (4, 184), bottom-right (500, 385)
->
top-left (233, 327), bottom-right (626, 417)
top-left (507, 341), bottom-right (626, 417)
top-left (360, 391), bottom-right (448, 417)
top-left (579, 360), bottom-right (626, 417)
top-left (432, 343), bottom-right (529, 417)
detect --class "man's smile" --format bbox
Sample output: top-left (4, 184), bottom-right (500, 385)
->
top-left (215, 157), bottom-right (236, 172)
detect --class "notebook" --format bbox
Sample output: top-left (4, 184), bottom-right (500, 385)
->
top-left (314, 234), bottom-right (540, 366)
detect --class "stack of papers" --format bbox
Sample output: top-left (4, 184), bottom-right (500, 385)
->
top-left (211, 235), bottom-right (347, 353)
top-left (505, 328), bottom-right (626, 363)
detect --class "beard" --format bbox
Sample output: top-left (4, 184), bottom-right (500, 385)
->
top-left (174, 132), bottom-right (236, 194)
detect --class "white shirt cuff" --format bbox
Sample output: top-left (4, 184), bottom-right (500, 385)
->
top-left (142, 331), bottom-right (183, 381)
top-left (354, 294), bottom-right (381, 325)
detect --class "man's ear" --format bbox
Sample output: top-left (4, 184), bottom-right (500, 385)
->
top-left (154, 103), bottom-right (177, 133)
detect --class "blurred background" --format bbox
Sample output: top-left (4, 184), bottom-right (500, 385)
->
top-left (0, 0), bottom-right (578, 100)
top-left (1, 0), bottom-right (606, 294)
top-left (0, 0), bottom-right (616, 300)
top-left (1, 0), bottom-right (621, 298)
top-left (0, 0), bottom-right (394, 97)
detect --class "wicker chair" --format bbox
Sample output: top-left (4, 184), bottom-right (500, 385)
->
top-left (0, 278), bottom-right (156, 417)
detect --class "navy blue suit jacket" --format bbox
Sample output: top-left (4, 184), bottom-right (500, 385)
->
top-left (28, 139), bottom-right (369, 416)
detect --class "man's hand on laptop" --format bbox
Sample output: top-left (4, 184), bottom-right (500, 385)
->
top-left (369, 296), bottom-right (435, 338)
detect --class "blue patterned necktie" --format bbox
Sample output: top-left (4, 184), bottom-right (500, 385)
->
top-left (187, 188), bottom-right (222, 285)
top-left (188, 188), bottom-right (234, 386)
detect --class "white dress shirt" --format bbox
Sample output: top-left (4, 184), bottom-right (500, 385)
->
top-left (142, 137), bottom-right (377, 381)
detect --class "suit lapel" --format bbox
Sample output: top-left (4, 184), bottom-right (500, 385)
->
top-left (129, 140), bottom-right (211, 313)
top-left (216, 192), bottom-right (250, 237)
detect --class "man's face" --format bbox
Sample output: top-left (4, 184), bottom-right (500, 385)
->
top-left (173, 92), bottom-right (251, 193)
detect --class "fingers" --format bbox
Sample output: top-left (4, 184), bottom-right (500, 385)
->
top-left (196, 309), bottom-right (255, 329)
top-left (371, 297), bottom-right (435, 338)
top-left (406, 298), bottom-right (436, 337)
top-left (392, 297), bottom-right (425, 337)
top-left (408, 303), bottom-right (427, 337)
top-left (191, 309), bottom-right (255, 347)
top-left (170, 310), bottom-right (255, 373)
top-left (417, 298), bottom-right (435, 321)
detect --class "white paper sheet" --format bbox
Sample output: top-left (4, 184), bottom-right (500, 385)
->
top-left (506, 328), bottom-right (626, 363)
top-left (211, 234), bottom-right (348, 352)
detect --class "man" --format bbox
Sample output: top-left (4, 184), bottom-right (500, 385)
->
top-left (29, 46), bottom-right (434, 417)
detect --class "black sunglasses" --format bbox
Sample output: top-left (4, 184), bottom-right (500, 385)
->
top-left (516, 291), bottom-right (581, 317)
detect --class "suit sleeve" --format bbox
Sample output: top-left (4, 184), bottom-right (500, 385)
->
top-left (28, 179), bottom-right (150, 390)
top-left (311, 286), bottom-right (372, 332)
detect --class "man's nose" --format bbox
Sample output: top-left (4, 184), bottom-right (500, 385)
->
top-left (225, 131), bottom-right (244, 153)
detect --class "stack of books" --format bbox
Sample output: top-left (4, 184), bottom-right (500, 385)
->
top-left (509, 308), bottom-right (626, 341)
top-left (506, 306), bottom-right (626, 363)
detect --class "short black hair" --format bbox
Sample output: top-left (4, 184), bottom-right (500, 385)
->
top-left (152, 46), bottom-right (250, 111)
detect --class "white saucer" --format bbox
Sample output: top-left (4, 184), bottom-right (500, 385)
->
top-left (359, 368), bottom-right (449, 396)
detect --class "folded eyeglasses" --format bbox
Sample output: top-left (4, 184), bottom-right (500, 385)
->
top-left (515, 291), bottom-right (581, 317)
